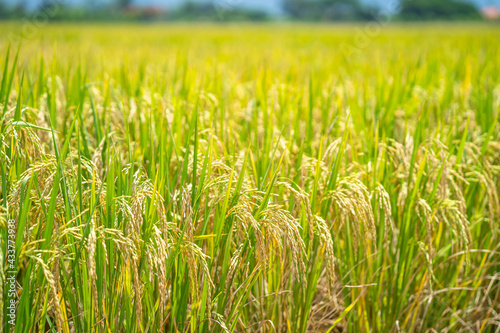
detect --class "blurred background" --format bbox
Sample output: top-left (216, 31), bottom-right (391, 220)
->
top-left (0, 0), bottom-right (499, 22)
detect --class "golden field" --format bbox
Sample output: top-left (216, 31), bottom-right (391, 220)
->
top-left (0, 23), bottom-right (499, 332)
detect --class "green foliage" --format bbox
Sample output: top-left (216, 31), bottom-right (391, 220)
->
top-left (283, 0), bottom-right (371, 21)
top-left (400, 0), bottom-right (481, 20)
top-left (171, 2), bottom-right (270, 22)
top-left (0, 1), bottom-right (8, 19)
top-left (0, 0), bottom-right (488, 22)
top-left (0, 23), bottom-right (499, 333)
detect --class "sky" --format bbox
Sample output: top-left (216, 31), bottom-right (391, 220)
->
top-left (4, 0), bottom-right (500, 15)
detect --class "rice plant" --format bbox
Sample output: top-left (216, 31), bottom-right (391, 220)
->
top-left (0, 23), bottom-right (499, 332)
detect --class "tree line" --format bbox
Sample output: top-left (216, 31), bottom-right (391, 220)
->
top-left (0, 0), bottom-right (485, 21)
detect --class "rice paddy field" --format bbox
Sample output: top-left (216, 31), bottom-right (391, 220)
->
top-left (0, 23), bottom-right (499, 332)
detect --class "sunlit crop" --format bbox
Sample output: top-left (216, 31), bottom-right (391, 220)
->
top-left (0, 23), bottom-right (499, 332)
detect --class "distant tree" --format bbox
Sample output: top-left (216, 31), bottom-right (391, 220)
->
top-left (36, 0), bottom-right (67, 21)
top-left (38, 0), bottom-right (60, 11)
top-left (117, 0), bottom-right (133, 9)
top-left (283, 0), bottom-right (369, 21)
top-left (399, 0), bottom-right (481, 20)
top-left (11, 1), bottom-right (27, 18)
top-left (170, 1), bottom-right (269, 21)
top-left (0, 0), bottom-right (8, 19)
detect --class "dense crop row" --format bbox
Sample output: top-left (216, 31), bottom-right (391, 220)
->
top-left (0, 24), bottom-right (499, 332)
